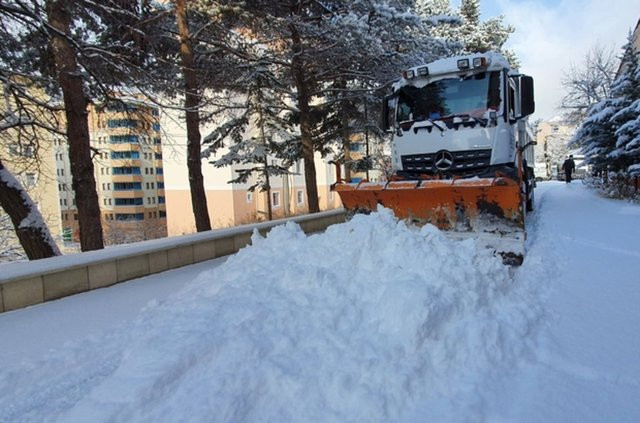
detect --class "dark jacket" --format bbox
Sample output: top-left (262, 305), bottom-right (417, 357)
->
top-left (562, 158), bottom-right (576, 174)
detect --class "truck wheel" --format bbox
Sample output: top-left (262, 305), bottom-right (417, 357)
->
top-left (526, 172), bottom-right (534, 212)
top-left (526, 187), bottom-right (534, 212)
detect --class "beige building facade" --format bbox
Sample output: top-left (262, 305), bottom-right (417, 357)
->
top-left (1, 135), bottom-right (63, 257)
top-left (0, 85), bottom-right (63, 260)
top-left (161, 109), bottom-right (342, 236)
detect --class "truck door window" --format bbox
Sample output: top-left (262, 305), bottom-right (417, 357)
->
top-left (508, 81), bottom-right (516, 120)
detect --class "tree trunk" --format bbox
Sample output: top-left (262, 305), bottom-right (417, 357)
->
top-left (47, 0), bottom-right (104, 251)
top-left (290, 23), bottom-right (320, 213)
top-left (0, 160), bottom-right (61, 260)
top-left (175, 0), bottom-right (211, 232)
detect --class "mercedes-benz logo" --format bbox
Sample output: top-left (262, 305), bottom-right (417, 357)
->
top-left (434, 150), bottom-right (454, 170)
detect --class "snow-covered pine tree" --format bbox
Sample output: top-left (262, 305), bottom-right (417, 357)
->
top-left (455, 0), bottom-right (518, 67)
top-left (200, 0), bottom-right (453, 213)
top-left (203, 60), bottom-right (294, 220)
top-left (570, 96), bottom-right (621, 174)
top-left (573, 33), bottom-right (640, 176)
top-left (0, 0), bottom-right (175, 251)
top-left (609, 34), bottom-right (640, 176)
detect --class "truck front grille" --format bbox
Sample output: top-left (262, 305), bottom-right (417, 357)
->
top-left (401, 149), bottom-right (492, 177)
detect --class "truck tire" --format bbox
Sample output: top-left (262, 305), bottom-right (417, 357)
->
top-left (526, 169), bottom-right (534, 212)
top-left (526, 185), bottom-right (534, 212)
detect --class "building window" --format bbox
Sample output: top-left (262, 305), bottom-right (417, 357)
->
top-left (155, 167), bottom-right (163, 175)
top-left (111, 150), bottom-right (140, 159)
top-left (246, 192), bottom-right (253, 203)
top-left (349, 143), bottom-right (364, 152)
top-left (114, 197), bottom-right (143, 206)
top-left (295, 160), bottom-right (301, 174)
top-left (297, 190), bottom-right (304, 205)
top-left (158, 196), bottom-right (165, 204)
top-left (114, 182), bottom-right (142, 190)
top-left (24, 173), bottom-right (36, 187)
top-left (159, 210), bottom-right (166, 218)
top-left (157, 182), bottom-right (164, 189)
top-left (115, 213), bottom-right (144, 221)
top-left (112, 167), bottom-right (141, 175)
top-left (107, 119), bottom-right (138, 129)
top-left (272, 191), bottom-right (281, 208)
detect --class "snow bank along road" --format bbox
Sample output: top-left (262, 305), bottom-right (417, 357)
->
top-left (0, 181), bottom-right (639, 422)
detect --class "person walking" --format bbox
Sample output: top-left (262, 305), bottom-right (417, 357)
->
top-left (562, 155), bottom-right (576, 183)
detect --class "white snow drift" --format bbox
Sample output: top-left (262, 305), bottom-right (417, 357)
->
top-left (0, 207), bottom-right (545, 422)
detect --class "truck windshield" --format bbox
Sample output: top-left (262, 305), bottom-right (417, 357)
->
top-left (396, 71), bottom-right (500, 123)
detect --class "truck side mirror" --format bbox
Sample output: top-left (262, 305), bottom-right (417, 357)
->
top-left (381, 95), bottom-right (397, 133)
top-left (519, 76), bottom-right (535, 118)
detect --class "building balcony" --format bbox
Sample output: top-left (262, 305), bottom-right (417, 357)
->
top-left (112, 205), bottom-right (146, 214)
top-left (111, 175), bottom-right (143, 183)
top-left (111, 190), bottom-right (144, 198)
top-left (110, 159), bottom-right (141, 168)
top-left (110, 143), bottom-right (141, 152)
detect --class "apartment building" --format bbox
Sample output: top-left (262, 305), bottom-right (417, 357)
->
top-left (161, 109), bottom-right (342, 236)
top-left (56, 97), bottom-right (168, 244)
top-left (535, 118), bottom-right (578, 179)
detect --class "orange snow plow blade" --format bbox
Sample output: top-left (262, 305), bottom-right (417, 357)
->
top-left (334, 176), bottom-right (526, 264)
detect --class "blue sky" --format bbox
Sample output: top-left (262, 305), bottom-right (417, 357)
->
top-left (454, 0), bottom-right (639, 120)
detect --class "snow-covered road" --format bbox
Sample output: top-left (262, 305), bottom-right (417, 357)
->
top-left (1, 181), bottom-right (639, 422)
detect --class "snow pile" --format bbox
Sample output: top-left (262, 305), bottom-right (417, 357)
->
top-left (3, 207), bottom-right (544, 422)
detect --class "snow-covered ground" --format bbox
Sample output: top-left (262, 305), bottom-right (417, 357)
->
top-left (1, 181), bottom-right (639, 422)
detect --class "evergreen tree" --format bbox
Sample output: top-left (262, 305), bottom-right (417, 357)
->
top-left (456, 0), bottom-right (517, 67)
top-left (200, 0), bottom-right (453, 213)
top-left (570, 97), bottom-right (620, 173)
top-left (203, 60), bottom-right (294, 220)
top-left (609, 34), bottom-right (640, 175)
top-left (572, 33), bottom-right (640, 176)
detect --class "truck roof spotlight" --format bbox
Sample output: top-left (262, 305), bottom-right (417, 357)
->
top-left (402, 69), bottom-right (415, 79)
top-left (457, 59), bottom-right (470, 70)
top-left (473, 57), bottom-right (488, 68)
top-left (417, 66), bottom-right (429, 76)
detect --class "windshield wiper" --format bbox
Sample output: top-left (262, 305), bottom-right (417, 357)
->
top-left (441, 113), bottom-right (488, 128)
top-left (412, 119), bottom-right (446, 134)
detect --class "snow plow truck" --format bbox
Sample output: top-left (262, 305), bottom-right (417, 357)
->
top-left (333, 52), bottom-right (536, 265)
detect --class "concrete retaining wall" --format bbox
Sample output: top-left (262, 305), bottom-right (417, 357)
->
top-left (0, 209), bottom-right (346, 314)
